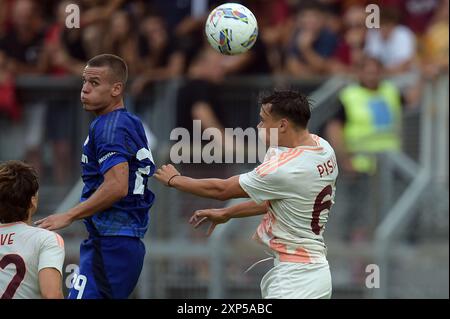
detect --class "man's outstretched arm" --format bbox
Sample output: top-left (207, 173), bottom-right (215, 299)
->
top-left (154, 164), bottom-right (249, 201)
top-left (189, 200), bottom-right (268, 236)
top-left (36, 162), bottom-right (129, 230)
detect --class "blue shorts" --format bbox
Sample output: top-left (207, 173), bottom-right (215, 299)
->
top-left (68, 236), bottom-right (145, 299)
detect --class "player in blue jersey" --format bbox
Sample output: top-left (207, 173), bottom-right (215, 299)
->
top-left (36, 54), bottom-right (155, 299)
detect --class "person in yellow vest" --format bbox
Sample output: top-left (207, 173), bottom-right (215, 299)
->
top-left (326, 55), bottom-right (402, 240)
top-left (327, 55), bottom-right (402, 175)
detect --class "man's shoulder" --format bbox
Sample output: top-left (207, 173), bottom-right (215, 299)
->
top-left (91, 109), bottom-right (143, 135)
top-left (26, 224), bottom-right (61, 241)
top-left (122, 110), bottom-right (145, 127)
top-left (104, 109), bottom-right (143, 127)
top-left (315, 135), bottom-right (335, 153)
top-left (10, 223), bottom-right (62, 247)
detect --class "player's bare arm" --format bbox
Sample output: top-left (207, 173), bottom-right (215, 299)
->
top-left (154, 164), bottom-right (249, 201)
top-left (38, 268), bottom-right (64, 299)
top-left (36, 162), bottom-right (129, 231)
top-left (189, 201), bottom-right (268, 236)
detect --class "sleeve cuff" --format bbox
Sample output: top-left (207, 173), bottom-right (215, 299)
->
top-left (239, 174), bottom-right (263, 204)
top-left (99, 155), bottom-right (128, 175)
top-left (38, 264), bottom-right (63, 276)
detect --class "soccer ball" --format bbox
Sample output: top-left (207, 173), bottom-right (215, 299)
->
top-left (205, 3), bottom-right (258, 55)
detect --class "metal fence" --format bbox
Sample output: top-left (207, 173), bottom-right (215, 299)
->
top-left (0, 74), bottom-right (447, 298)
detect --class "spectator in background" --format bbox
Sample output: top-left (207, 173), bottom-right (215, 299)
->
top-left (401, 0), bottom-right (439, 35)
top-left (364, 7), bottom-right (417, 77)
top-left (177, 44), bottom-right (241, 133)
top-left (381, 0), bottom-right (439, 35)
top-left (404, 0), bottom-right (449, 113)
top-left (0, 0), bottom-right (46, 176)
top-left (0, 50), bottom-right (20, 121)
top-left (148, 0), bottom-right (221, 70)
top-left (102, 10), bottom-right (140, 75)
top-left (0, 0), bottom-right (45, 74)
top-left (176, 45), bottom-right (225, 134)
top-left (285, 1), bottom-right (339, 77)
top-left (148, 0), bottom-right (207, 34)
top-left (320, 0), bottom-right (344, 35)
top-left (420, 0), bottom-right (449, 78)
top-left (325, 55), bottom-right (403, 240)
top-left (126, 0), bottom-right (148, 23)
top-left (365, 6), bottom-right (421, 108)
top-left (338, 0), bottom-right (438, 36)
top-left (40, 0), bottom-right (87, 76)
top-left (0, 0), bottom-right (10, 38)
top-left (78, 0), bottom-right (126, 57)
top-left (245, 0), bottom-right (291, 74)
top-left (39, 0), bottom-right (90, 186)
top-left (130, 14), bottom-right (185, 96)
top-left (127, 13), bottom-right (185, 151)
top-left (328, 4), bottom-right (367, 74)
top-left (177, 36), bottom-right (270, 139)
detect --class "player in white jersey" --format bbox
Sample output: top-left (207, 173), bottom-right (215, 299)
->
top-left (155, 90), bottom-right (338, 299)
top-left (0, 161), bottom-right (65, 299)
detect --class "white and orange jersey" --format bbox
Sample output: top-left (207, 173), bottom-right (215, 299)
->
top-left (0, 222), bottom-right (65, 299)
top-left (239, 134), bottom-right (338, 264)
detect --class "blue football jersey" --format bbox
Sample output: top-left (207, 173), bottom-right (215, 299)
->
top-left (80, 108), bottom-right (155, 238)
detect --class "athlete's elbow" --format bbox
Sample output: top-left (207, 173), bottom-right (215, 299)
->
top-left (214, 180), bottom-right (234, 201)
top-left (116, 184), bottom-right (128, 199)
top-left (109, 181), bottom-right (128, 200)
top-left (216, 189), bottom-right (232, 201)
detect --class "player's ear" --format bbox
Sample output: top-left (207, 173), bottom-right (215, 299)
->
top-left (29, 193), bottom-right (38, 216)
top-left (279, 118), bottom-right (288, 133)
top-left (111, 82), bottom-right (124, 97)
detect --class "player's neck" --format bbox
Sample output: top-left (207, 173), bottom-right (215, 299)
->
top-left (282, 130), bottom-right (315, 148)
top-left (25, 215), bottom-right (32, 226)
top-left (95, 99), bottom-right (125, 116)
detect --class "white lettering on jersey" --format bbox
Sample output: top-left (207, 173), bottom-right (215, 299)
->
top-left (98, 152), bottom-right (117, 164)
top-left (71, 274), bottom-right (87, 299)
top-left (136, 147), bottom-right (154, 164)
top-left (134, 148), bottom-right (154, 195)
top-left (0, 232), bottom-right (15, 245)
top-left (316, 155), bottom-right (338, 178)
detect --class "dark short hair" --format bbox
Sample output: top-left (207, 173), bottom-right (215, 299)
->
top-left (261, 90), bottom-right (312, 128)
top-left (86, 54), bottom-right (128, 85)
top-left (0, 161), bottom-right (39, 223)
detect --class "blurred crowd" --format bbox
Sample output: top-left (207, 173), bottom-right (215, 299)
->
top-left (0, 0), bottom-right (448, 92)
top-left (0, 0), bottom-right (448, 186)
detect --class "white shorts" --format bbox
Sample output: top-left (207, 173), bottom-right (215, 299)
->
top-left (260, 260), bottom-right (332, 299)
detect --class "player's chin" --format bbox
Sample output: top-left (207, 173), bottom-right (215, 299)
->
top-left (82, 103), bottom-right (96, 111)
